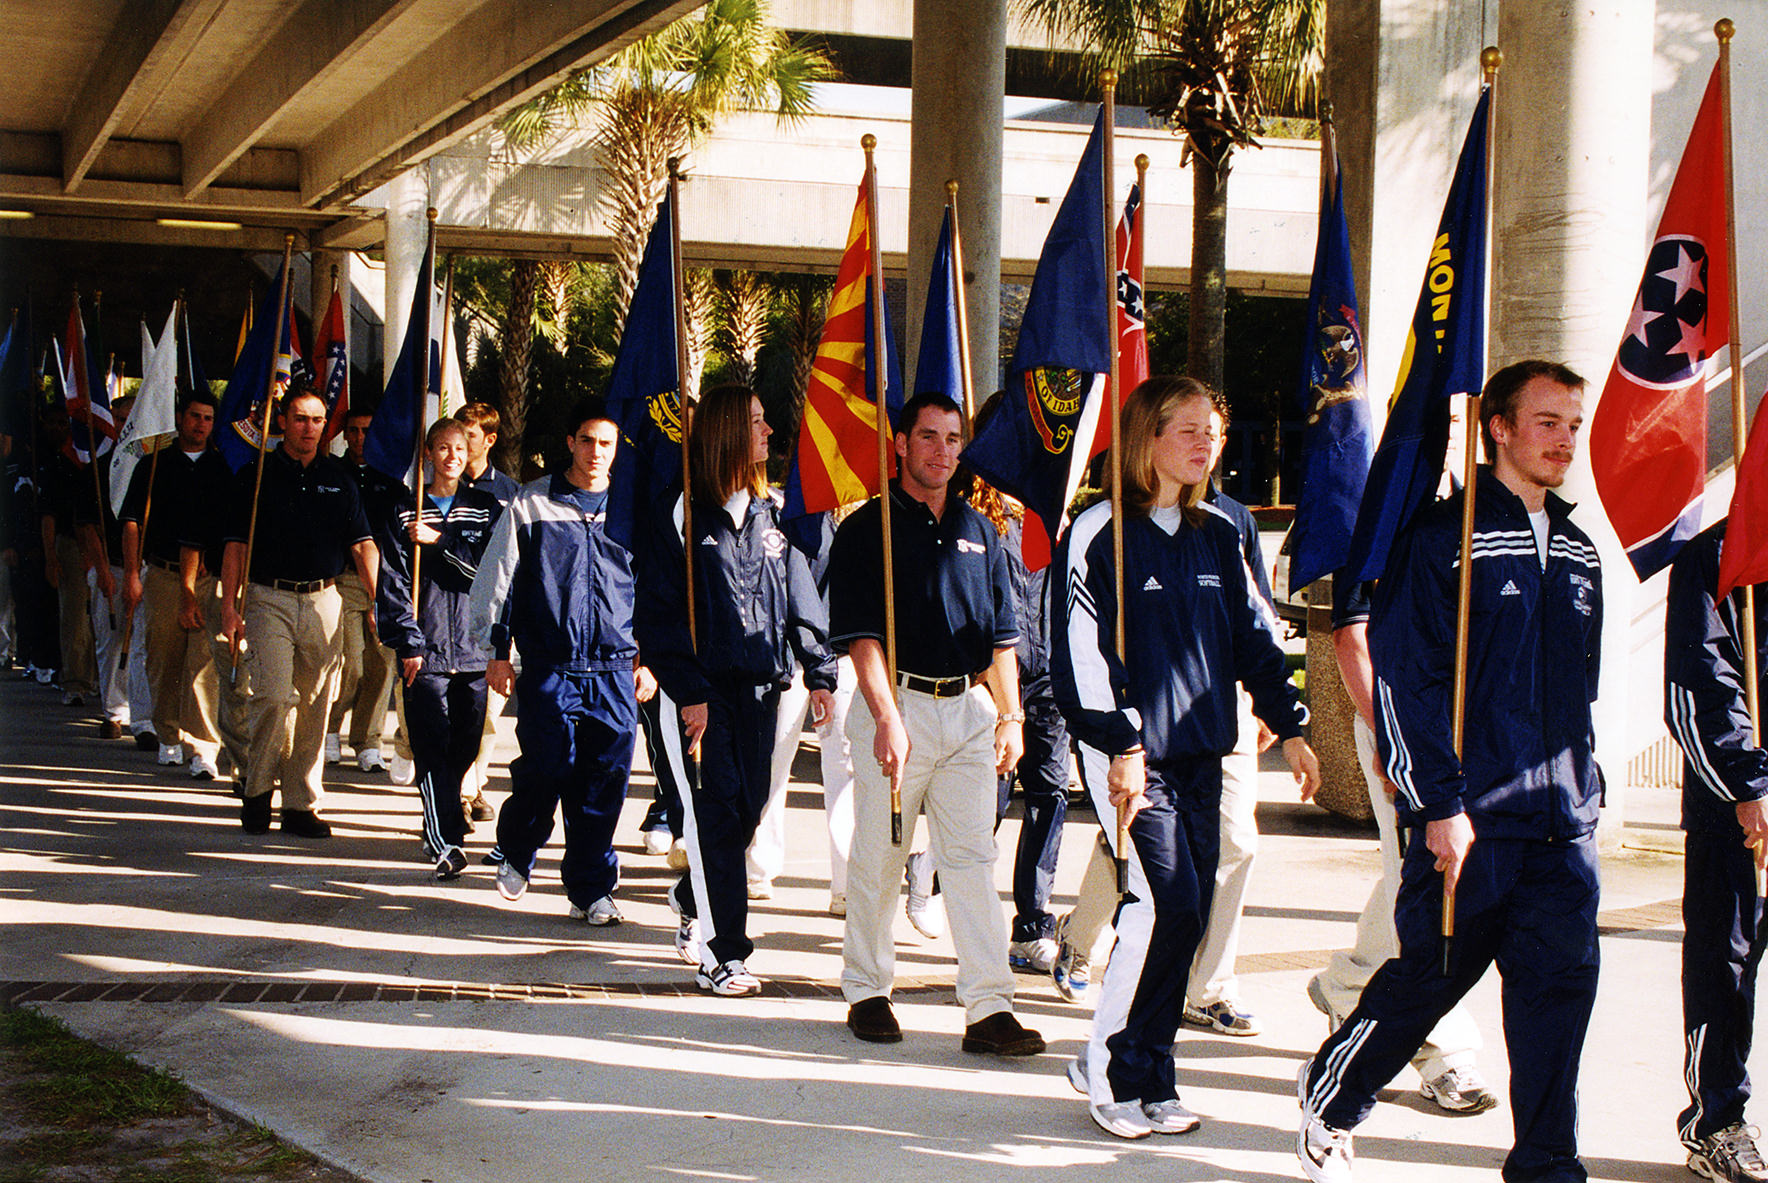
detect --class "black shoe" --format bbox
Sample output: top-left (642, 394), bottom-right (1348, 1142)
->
top-left (481, 845), bottom-right (505, 866)
top-left (846, 996), bottom-right (902, 1044)
top-left (134, 730), bottom-right (158, 751)
top-left (241, 794), bottom-right (271, 834)
top-left (468, 793), bottom-right (494, 822)
top-left (281, 809), bottom-right (332, 839)
top-left (962, 1010), bottom-right (1045, 1056)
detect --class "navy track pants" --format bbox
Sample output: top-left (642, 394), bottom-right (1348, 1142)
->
top-left (1680, 826), bottom-right (1768, 1146)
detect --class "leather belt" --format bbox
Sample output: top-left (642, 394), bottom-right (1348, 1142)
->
top-left (255, 577), bottom-right (336, 594)
top-left (896, 670), bottom-right (979, 698)
top-left (147, 556), bottom-right (180, 573)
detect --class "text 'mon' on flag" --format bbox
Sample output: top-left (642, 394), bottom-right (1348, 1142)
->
top-left (1590, 62), bottom-right (1727, 580)
top-left (961, 110), bottom-right (1110, 571)
top-left (1343, 86), bottom-right (1490, 585)
top-left (1287, 127), bottom-right (1373, 592)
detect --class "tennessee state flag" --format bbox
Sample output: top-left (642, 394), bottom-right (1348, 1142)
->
top-left (1591, 62), bottom-right (1727, 580)
top-left (63, 295), bottom-right (117, 465)
top-left (783, 170), bottom-right (903, 524)
top-left (1089, 178), bottom-right (1147, 466)
top-left (1718, 388), bottom-right (1768, 598)
top-left (315, 285), bottom-right (350, 450)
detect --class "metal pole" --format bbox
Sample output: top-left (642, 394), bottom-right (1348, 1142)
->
top-left (945, 180), bottom-right (976, 423)
top-left (1100, 72), bottom-right (1131, 893)
top-left (409, 210), bottom-right (437, 617)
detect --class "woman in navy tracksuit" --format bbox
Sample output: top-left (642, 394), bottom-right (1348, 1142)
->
top-left (376, 418), bottom-right (503, 879)
top-left (638, 384), bottom-right (837, 996)
top-left (1052, 375), bottom-right (1319, 1140)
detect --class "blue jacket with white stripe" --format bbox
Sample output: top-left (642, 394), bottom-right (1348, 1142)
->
top-left (1369, 467), bottom-right (1603, 839)
top-left (1665, 521), bottom-right (1768, 835)
top-left (1051, 499), bottom-right (1305, 764)
top-left (468, 474), bottom-right (638, 674)
top-left (374, 485), bottom-right (503, 674)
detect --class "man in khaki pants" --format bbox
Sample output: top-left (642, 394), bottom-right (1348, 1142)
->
top-left (221, 389), bottom-right (378, 838)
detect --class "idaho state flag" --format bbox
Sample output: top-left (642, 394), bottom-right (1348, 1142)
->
top-left (1591, 62), bottom-right (1727, 580)
top-left (962, 111), bottom-right (1111, 571)
top-left (784, 170), bottom-right (903, 526)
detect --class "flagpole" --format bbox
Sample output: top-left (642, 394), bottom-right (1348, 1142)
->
top-left (232, 233), bottom-right (296, 680)
top-left (1096, 71), bottom-right (1131, 892)
top-left (667, 158), bottom-right (698, 657)
top-left (409, 209), bottom-right (437, 618)
top-left (122, 300), bottom-right (175, 673)
top-left (1446, 47), bottom-right (1500, 977)
top-left (83, 292), bottom-right (118, 631)
top-left (945, 180), bottom-right (976, 423)
top-left (439, 254), bottom-right (457, 418)
top-left (860, 134), bottom-right (903, 846)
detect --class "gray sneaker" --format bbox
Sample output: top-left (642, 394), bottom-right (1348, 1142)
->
top-left (1420, 1066), bottom-right (1499, 1114)
top-left (569, 895), bottom-right (622, 926)
top-left (1691, 1123), bottom-right (1768, 1182)
top-left (495, 861), bottom-right (528, 901)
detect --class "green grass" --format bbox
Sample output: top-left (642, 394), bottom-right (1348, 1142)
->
top-left (2, 1008), bottom-right (192, 1127)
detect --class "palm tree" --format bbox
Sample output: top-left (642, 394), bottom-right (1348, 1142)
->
top-left (1015, 0), bottom-right (1322, 394)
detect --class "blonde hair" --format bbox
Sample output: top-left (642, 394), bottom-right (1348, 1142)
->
top-left (1120, 375), bottom-right (1214, 526)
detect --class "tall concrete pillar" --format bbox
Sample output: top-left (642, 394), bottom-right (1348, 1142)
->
top-left (383, 166), bottom-right (429, 386)
top-left (908, 0), bottom-right (1005, 403)
top-left (1492, 3), bottom-right (1653, 842)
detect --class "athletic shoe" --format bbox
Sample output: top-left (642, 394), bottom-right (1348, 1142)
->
top-left (34, 667), bottom-right (54, 685)
top-left (495, 862), bottom-right (528, 901)
top-left (1009, 937), bottom-right (1059, 974)
top-left (157, 743), bottom-right (184, 766)
top-left (961, 1010), bottom-right (1044, 1056)
top-left (480, 845), bottom-right (506, 866)
top-left (281, 809), bottom-right (332, 839)
top-left (696, 959), bottom-right (761, 997)
top-left (1420, 1066), bottom-right (1499, 1114)
top-left (1184, 999), bottom-right (1260, 1036)
top-left (1690, 1122), bottom-right (1768, 1182)
top-left (188, 754), bottom-right (218, 781)
top-left (1298, 1058), bottom-right (1354, 1183)
top-left (1307, 973), bottom-right (1346, 1032)
top-left (828, 893), bottom-right (847, 918)
top-left (747, 880), bottom-right (773, 900)
top-left (643, 829), bottom-right (672, 856)
top-left (324, 734), bottom-right (342, 765)
top-left (434, 845), bottom-right (468, 881)
top-left (133, 730), bottom-right (158, 752)
top-left (61, 691), bottom-right (84, 706)
top-left (569, 895), bottom-right (623, 926)
top-left (388, 755), bottom-right (416, 786)
top-left (1052, 913), bottom-right (1090, 1002)
top-left (1143, 1099), bottom-right (1201, 1135)
top-left (666, 838), bottom-right (689, 871)
top-left (667, 883), bottom-right (699, 965)
top-left (467, 793), bottom-right (494, 822)
top-left (100, 719), bottom-right (123, 739)
top-left (904, 851), bottom-right (945, 939)
top-left (1067, 1055), bottom-right (1090, 1094)
top-left (1090, 1099), bottom-right (1152, 1140)
top-left (357, 747), bottom-right (385, 773)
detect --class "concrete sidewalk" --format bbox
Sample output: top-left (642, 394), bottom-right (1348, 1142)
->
top-left (0, 672), bottom-right (1713, 1182)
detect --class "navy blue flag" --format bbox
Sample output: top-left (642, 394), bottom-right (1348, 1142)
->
top-left (364, 227), bottom-right (439, 484)
top-left (1343, 87), bottom-right (1490, 584)
top-left (914, 208), bottom-right (963, 401)
top-left (1287, 128), bottom-right (1374, 591)
top-left (216, 270), bottom-right (304, 471)
top-left (962, 110), bottom-right (1110, 561)
top-left (603, 190), bottom-right (683, 553)
top-left (0, 308), bottom-right (29, 441)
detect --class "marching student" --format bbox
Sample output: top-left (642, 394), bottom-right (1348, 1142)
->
top-left (639, 384), bottom-right (836, 995)
top-left (453, 401), bottom-right (520, 820)
top-left (1053, 375), bottom-right (1317, 1140)
top-left (376, 418), bottom-right (502, 880)
top-left (328, 409), bottom-right (398, 773)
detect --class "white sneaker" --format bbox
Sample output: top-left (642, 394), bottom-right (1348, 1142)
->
top-left (1298, 1059), bottom-right (1354, 1183)
top-left (495, 862), bottom-right (528, 901)
top-left (1090, 1099), bottom-right (1152, 1140)
top-left (643, 829), bottom-right (672, 856)
top-left (828, 892), bottom-right (847, 918)
top-left (569, 895), bottom-right (623, 926)
top-left (324, 734), bottom-right (341, 765)
top-left (388, 754), bottom-right (416, 786)
top-left (188, 754), bottom-right (218, 781)
top-left (747, 879), bottom-right (773, 900)
top-left (1009, 937), bottom-right (1059, 974)
top-left (357, 747), bottom-right (386, 773)
top-left (157, 742), bottom-right (184, 766)
top-left (904, 851), bottom-right (946, 939)
top-left (695, 959), bottom-right (761, 997)
top-left (666, 838), bottom-right (689, 871)
top-left (667, 883), bottom-right (699, 965)
top-left (1143, 1099), bottom-right (1200, 1135)
top-left (1420, 1066), bottom-right (1498, 1114)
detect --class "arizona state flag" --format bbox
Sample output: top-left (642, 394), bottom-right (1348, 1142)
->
top-left (1343, 87), bottom-right (1490, 584)
top-left (1591, 63), bottom-right (1727, 580)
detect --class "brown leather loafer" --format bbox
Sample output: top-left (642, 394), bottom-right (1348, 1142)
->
top-left (846, 995), bottom-right (902, 1043)
top-left (962, 1010), bottom-right (1045, 1056)
top-left (99, 720), bottom-right (123, 740)
top-left (281, 809), bottom-right (332, 839)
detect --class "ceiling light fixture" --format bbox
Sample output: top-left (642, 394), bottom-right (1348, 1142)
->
top-left (156, 217), bottom-right (243, 231)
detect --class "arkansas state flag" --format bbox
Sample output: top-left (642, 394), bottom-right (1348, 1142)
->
top-left (1591, 62), bottom-right (1727, 580)
top-left (315, 286), bottom-right (350, 450)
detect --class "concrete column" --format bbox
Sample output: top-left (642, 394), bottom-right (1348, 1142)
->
top-left (908, 0), bottom-right (1005, 402)
top-left (383, 166), bottom-right (429, 385)
top-left (1492, 3), bottom-right (1653, 843)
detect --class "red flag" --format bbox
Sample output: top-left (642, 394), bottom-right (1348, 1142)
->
top-left (62, 297), bottom-right (116, 465)
top-left (1591, 62), bottom-right (1727, 579)
top-left (315, 287), bottom-right (350, 448)
top-left (1718, 392), bottom-right (1768, 597)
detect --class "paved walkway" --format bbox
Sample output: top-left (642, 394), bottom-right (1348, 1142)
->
top-left (0, 673), bottom-right (1717, 1182)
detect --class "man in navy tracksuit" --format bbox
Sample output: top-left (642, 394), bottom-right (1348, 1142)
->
top-left (1299, 360), bottom-right (1603, 1183)
top-left (1666, 521), bottom-right (1768, 1182)
top-left (468, 397), bottom-right (639, 916)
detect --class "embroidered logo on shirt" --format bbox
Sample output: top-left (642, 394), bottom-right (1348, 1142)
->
top-left (1500, 579), bottom-right (1521, 596)
top-left (955, 538), bottom-right (986, 555)
top-left (699, 536), bottom-right (719, 547)
top-left (1142, 575), bottom-right (1163, 591)
top-left (1197, 573), bottom-right (1221, 588)
top-left (762, 528), bottom-right (787, 559)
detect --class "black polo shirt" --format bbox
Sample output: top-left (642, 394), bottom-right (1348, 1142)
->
top-left (223, 448), bottom-right (372, 585)
top-left (121, 448), bottom-right (230, 566)
top-left (73, 461), bottom-right (123, 560)
top-left (829, 483), bottom-right (1017, 679)
top-left (464, 464), bottom-right (519, 508)
top-left (179, 450), bottom-right (243, 576)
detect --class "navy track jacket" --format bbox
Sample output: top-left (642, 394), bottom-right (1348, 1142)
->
top-left (1370, 467), bottom-right (1603, 839)
top-left (1052, 500), bottom-right (1306, 764)
top-left (468, 473), bottom-right (638, 673)
top-left (637, 488), bottom-right (837, 705)
top-left (1665, 521), bottom-right (1768, 835)
top-left (374, 485), bottom-right (503, 674)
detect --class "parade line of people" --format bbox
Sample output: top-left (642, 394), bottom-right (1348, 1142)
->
top-left (8, 363), bottom-right (1768, 1183)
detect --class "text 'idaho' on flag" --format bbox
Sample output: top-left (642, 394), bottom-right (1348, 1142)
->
top-left (1591, 61), bottom-right (1727, 581)
top-left (961, 110), bottom-right (1111, 571)
top-left (1343, 85), bottom-right (1490, 585)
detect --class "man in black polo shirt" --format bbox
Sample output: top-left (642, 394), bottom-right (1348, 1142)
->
top-left (122, 391), bottom-right (230, 779)
top-left (220, 389), bottom-right (378, 837)
top-left (830, 391), bottom-right (1043, 1056)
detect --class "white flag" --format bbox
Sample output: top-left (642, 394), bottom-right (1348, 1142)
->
top-left (110, 309), bottom-right (179, 516)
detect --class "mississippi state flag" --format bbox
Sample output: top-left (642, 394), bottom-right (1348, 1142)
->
top-left (1591, 62), bottom-right (1727, 580)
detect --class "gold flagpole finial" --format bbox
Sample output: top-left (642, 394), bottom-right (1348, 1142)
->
top-left (1717, 17), bottom-right (1736, 42)
top-left (426, 207), bottom-right (438, 223)
top-left (1135, 153), bottom-right (1150, 172)
top-left (861, 133), bottom-right (877, 152)
top-left (1100, 68), bottom-right (1118, 91)
top-left (945, 179), bottom-right (958, 200)
top-left (1481, 46), bottom-right (1502, 76)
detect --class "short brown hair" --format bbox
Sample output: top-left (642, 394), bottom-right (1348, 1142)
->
top-left (690, 384), bottom-right (766, 506)
top-left (1480, 360), bottom-right (1585, 461)
top-left (1120, 375), bottom-right (1215, 524)
top-left (454, 402), bottom-right (500, 436)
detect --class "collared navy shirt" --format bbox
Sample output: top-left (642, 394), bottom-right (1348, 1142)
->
top-left (464, 464), bottom-right (520, 508)
top-left (122, 447), bottom-right (230, 565)
top-left (224, 448), bottom-right (372, 584)
top-left (829, 483), bottom-right (1018, 679)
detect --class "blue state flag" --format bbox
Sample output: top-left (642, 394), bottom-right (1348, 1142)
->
top-left (1287, 129), bottom-right (1374, 591)
top-left (962, 110), bottom-right (1110, 559)
top-left (364, 228), bottom-right (439, 485)
top-left (1344, 87), bottom-right (1490, 584)
top-left (604, 190), bottom-right (684, 553)
top-left (216, 270), bottom-right (302, 471)
top-left (914, 208), bottom-right (963, 401)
